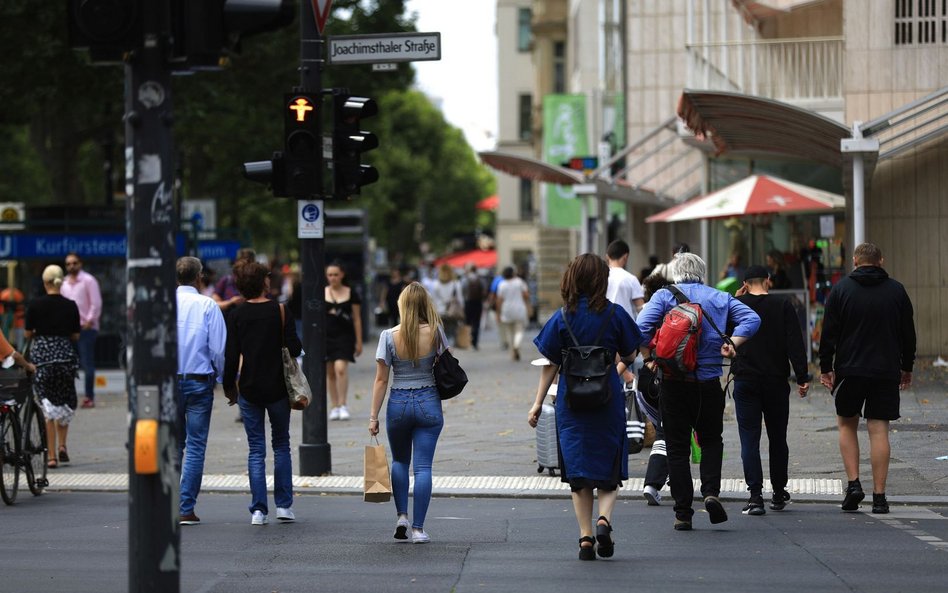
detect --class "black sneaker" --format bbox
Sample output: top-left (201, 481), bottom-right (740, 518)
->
top-left (704, 496), bottom-right (728, 524)
top-left (770, 490), bottom-right (791, 511)
top-left (742, 495), bottom-right (766, 516)
top-left (841, 480), bottom-right (865, 512)
top-left (871, 493), bottom-right (889, 514)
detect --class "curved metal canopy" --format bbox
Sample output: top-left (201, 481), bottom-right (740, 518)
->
top-left (477, 151), bottom-right (584, 186)
top-left (677, 89), bottom-right (851, 168)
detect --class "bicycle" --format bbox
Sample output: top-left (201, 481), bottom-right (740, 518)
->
top-left (0, 369), bottom-right (46, 504)
top-left (0, 394), bottom-right (22, 505)
top-left (19, 388), bottom-right (48, 496)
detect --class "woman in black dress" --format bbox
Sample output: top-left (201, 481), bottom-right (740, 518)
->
top-left (24, 265), bottom-right (80, 469)
top-left (324, 261), bottom-right (362, 421)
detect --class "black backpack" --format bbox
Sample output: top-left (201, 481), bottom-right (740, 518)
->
top-left (560, 305), bottom-right (615, 411)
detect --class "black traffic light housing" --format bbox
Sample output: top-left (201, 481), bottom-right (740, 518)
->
top-left (283, 93), bottom-right (322, 197)
top-left (332, 93), bottom-right (379, 199)
top-left (68, 0), bottom-right (145, 64)
top-left (170, 0), bottom-right (295, 69)
top-left (242, 92), bottom-right (322, 198)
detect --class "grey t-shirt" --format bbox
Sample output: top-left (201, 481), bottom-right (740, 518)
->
top-left (375, 328), bottom-right (439, 389)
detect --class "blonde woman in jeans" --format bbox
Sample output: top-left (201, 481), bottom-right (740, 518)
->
top-left (369, 283), bottom-right (445, 544)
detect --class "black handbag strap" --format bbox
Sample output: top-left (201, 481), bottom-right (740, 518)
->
top-left (561, 303), bottom-right (615, 348)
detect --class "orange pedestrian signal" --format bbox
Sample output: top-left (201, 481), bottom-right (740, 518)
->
top-left (289, 97), bottom-right (314, 122)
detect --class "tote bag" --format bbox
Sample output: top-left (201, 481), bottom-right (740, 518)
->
top-left (279, 304), bottom-right (311, 410)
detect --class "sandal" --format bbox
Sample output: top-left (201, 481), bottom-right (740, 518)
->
top-left (578, 536), bottom-right (596, 561)
top-left (59, 447), bottom-right (70, 463)
top-left (595, 516), bottom-right (614, 558)
top-left (47, 458), bottom-right (58, 469)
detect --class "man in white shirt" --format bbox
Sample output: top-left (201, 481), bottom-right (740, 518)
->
top-left (175, 257), bottom-right (227, 525)
top-left (605, 240), bottom-right (645, 320)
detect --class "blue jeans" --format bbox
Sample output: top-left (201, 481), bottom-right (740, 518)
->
top-left (177, 378), bottom-right (215, 515)
top-left (733, 377), bottom-right (791, 495)
top-left (77, 329), bottom-right (97, 399)
top-left (386, 386), bottom-right (444, 529)
top-left (238, 396), bottom-right (293, 514)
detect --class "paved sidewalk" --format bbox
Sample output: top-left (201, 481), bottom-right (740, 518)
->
top-left (55, 322), bottom-right (948, 502)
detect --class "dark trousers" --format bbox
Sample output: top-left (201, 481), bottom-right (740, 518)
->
top-left (464, 300), bottom-right (482, 348)
top-left (733, 376), bottom-right (791, 495)
top-left (659, 378), bottom-right (725, 520)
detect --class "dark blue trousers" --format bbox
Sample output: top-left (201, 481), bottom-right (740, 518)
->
top-left (733, 376), bottom-right (791, 495)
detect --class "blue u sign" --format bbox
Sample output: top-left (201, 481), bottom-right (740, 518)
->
top-left (301, 203), bottom-right (320, 223)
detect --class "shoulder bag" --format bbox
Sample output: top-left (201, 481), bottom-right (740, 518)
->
top-left (433, 326), bottom-right (468, 400)
top-left (279, 304), bottom-right (311, 410)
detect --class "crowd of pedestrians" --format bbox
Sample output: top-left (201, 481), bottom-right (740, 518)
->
top-left (0, 241), bottom-right (917, 563)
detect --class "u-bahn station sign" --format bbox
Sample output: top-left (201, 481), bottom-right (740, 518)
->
top-left (328, 32), bottom-right (441, 65)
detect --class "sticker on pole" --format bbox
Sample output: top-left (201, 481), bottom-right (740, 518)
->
top-left (298, 200), bottom-right (324, 239)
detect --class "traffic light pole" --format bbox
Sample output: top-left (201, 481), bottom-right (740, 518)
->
top-left (125, 3), bottom-right (180, 592)
top-left (298, 0), bottom-right (331, 475)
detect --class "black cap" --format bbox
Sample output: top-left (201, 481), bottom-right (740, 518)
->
top-left (744, 265), bottom-right (770, 282)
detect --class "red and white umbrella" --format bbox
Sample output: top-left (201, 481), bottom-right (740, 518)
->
top-left (646, 175), bottom-right (845, 223)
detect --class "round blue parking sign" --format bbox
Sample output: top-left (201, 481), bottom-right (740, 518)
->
top-left (302, 203), bottom-right (320, 222)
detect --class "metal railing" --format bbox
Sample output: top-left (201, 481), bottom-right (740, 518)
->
top-left (686, 36), bottom-right (844, 102)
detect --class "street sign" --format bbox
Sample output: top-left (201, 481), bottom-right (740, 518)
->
top-left (298, 199), bottom-right (324, 239)
top-left (311, 0), bottom-right (332, 35)
top-left (328, 32), bottom-right (441, 65)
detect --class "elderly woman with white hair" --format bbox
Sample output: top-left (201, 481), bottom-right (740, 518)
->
top-left (635, 252), bottom-right (760, 531)
top-left (24, 265), bottom-right (81, 469)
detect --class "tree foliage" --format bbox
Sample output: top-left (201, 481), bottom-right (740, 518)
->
top-left (0, 0), bottom-right (494, 260)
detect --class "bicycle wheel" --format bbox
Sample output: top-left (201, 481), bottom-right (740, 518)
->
top-left (22, 400), bottom-right (48, 496)
top-left (0, 409), bottom-right (21, 505)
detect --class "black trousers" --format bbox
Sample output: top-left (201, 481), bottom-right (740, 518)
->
top-left (733, 376), bottom-right (790, 495)
top-left (464, 299), bottom-right (482, 348)
top-left (659, 378), bottom-right (725, 520)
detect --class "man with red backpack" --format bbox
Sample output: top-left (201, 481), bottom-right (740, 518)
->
top-left (636, 252), bottom-right (760, 531)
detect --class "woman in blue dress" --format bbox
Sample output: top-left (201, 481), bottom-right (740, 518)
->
top-left (528, 253), bottom-right (643, 561)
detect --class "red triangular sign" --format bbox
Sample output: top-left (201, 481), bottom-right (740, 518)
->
top-left (312, 0), bottom-right (332, 35)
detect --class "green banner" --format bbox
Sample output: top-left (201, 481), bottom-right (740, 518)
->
top-left (542, 94), bottom-right (588, 228)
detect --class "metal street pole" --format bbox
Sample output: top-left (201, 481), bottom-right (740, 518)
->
top-left (125, 2), bottom-right (180, 592)
top-left (298, 0), bottom-right (331, 475)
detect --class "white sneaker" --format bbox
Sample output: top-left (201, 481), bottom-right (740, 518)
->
top-left (329, 407), bottom-right (340, 421)
top-left (276, 507), bottom-right (295, 522)
top-left (338, 405), bottom-right (350, 421)
top-left (644, 485), bottom-right (662, 506)
top-left (412, 529), bottom-right (430, 544)
top-left (251, 510), bottom-right (268, 525)
top-left (394, 517), bottom-right (410, 540)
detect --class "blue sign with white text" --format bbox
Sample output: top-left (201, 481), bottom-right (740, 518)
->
top-left (0, 233), bottom-right (127, 259)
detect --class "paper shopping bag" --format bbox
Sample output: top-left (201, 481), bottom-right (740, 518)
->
top-left (455, 323), bottom-right (472, 349)
top-left (363, 438), bottom-right (393, 503)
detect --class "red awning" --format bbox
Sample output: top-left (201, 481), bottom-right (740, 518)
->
top-left (646, 175), bottom-right (844, 222)
top-left (432, 249), bottom-right (497, 269)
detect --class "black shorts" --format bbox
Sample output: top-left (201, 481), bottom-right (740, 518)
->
top-left (833, 376), bottom-right (900, 420)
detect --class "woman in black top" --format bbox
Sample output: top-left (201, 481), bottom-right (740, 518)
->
top-left (324, 261), bottom-right (362, 422)
top-left (223, 260), bottom-right (302, 525)
top-left (24, 265), bottom-right (80, 469)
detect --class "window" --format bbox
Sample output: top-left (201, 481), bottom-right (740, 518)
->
top-left (553, 41), bottom-right (566, 93)
top-left (518, 93), bottom-right (532, 141)
top-left (519, 178), bottom-right (534, 221)
top-left (518, 8), bottom-right (532, 52)
top-left (895, 0), bottom-right (947, 45)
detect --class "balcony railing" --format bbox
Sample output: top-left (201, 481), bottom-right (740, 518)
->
top-left (686, 37), bottom-right (843, 103)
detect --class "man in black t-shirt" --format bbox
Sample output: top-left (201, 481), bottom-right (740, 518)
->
top-left (733, 265), bottom-right (810, 516)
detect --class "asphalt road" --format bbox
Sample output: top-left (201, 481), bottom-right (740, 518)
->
top-left (1, 492), bottom-right (946, 593)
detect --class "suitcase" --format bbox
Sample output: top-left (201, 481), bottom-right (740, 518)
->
top-left (536, 401), bottom-right (559, 476)
top-left (536, 376), bottom-right (559, 476)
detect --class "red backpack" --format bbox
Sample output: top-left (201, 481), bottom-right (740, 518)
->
top-left (649, 285), bottom-right (731, 378)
